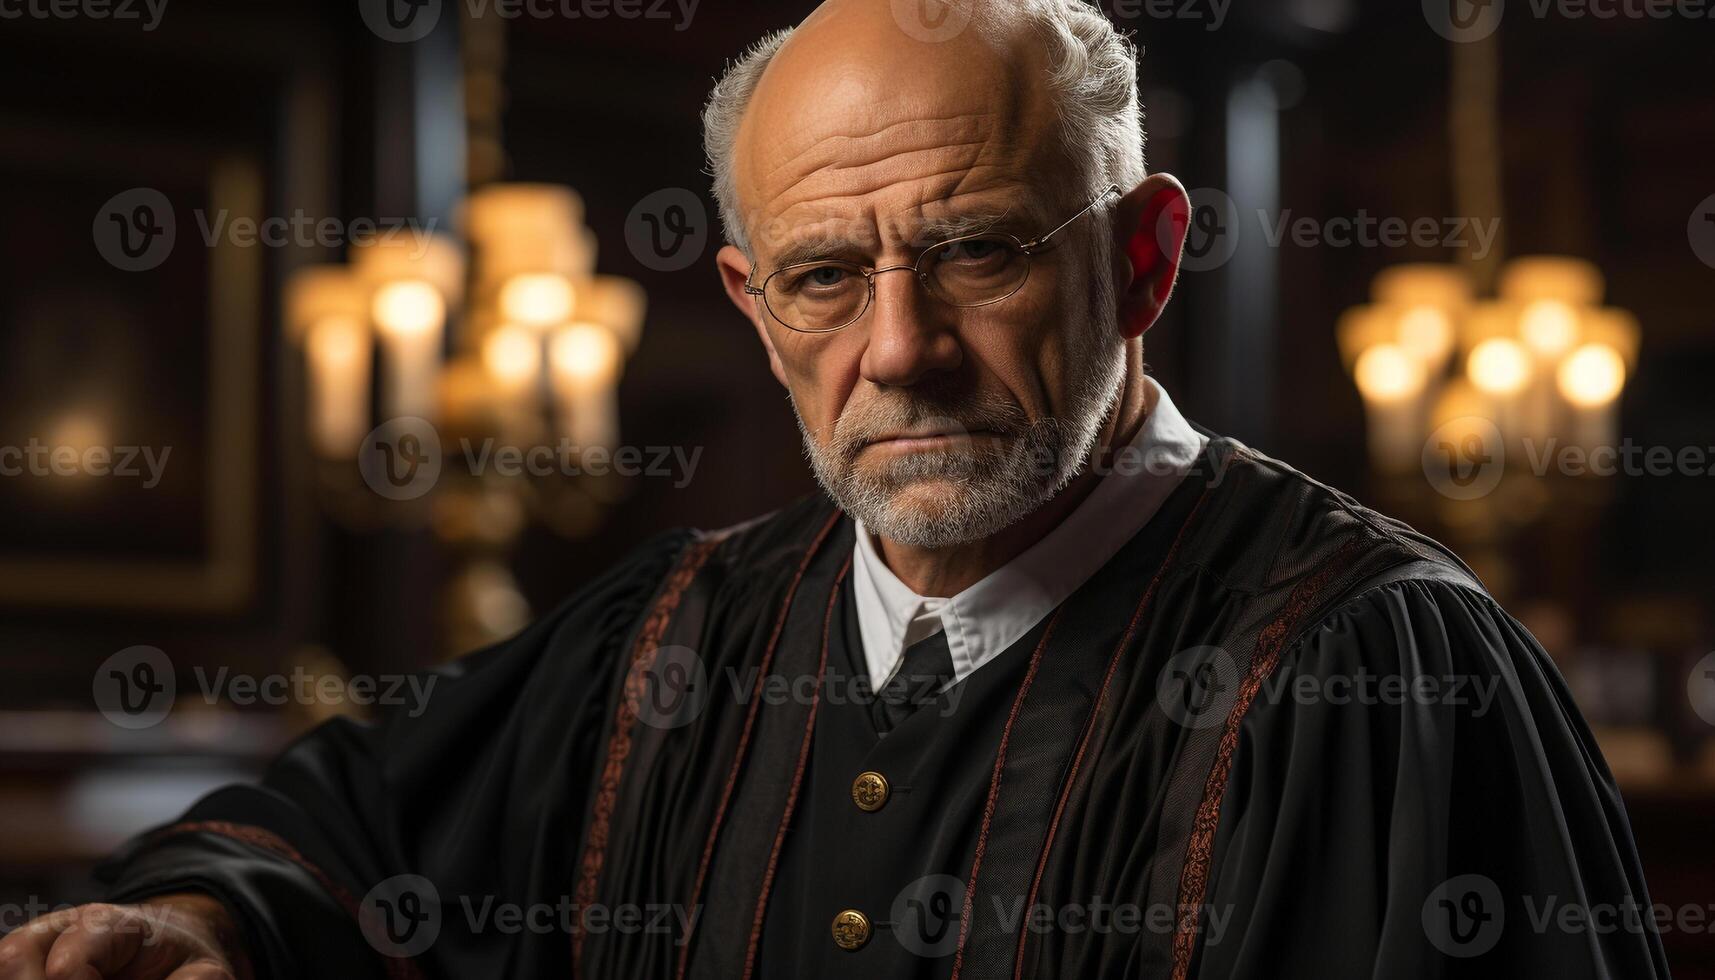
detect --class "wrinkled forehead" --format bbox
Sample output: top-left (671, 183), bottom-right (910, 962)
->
top-left (733, 12), bottom-right (1068, 258)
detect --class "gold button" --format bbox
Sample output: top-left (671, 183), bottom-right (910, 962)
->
top-left (831, 908), bottom-right (871, 950)
top-left (851, 771), bottom-right (890, 812)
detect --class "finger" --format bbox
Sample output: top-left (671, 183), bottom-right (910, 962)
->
top-left (44, 907), bottom-right (145, 980)
top-left (0, 908), bottom-right (81, 980)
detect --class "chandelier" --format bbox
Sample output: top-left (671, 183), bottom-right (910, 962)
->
top-left (1338, 31), bottom-right (1638, 493)
top-left (1340, 256), bottom-right (1638, 476)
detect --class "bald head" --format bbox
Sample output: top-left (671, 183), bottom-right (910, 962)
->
top-left (704, 0), bottom-right (1147, 254)
top-left (734, 1), bottom-right (1064, 261)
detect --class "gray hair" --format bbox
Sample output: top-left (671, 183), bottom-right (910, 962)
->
top-left (701, 0), bottom-right (1147, 254)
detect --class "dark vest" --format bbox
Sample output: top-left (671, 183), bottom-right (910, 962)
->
top-left (756, 573), bottom-right (1049, 978)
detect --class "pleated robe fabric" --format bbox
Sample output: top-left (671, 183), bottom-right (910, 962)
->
top-left (97, 436), bottom-right (1670, 980)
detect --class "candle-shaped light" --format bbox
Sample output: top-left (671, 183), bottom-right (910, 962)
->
top-left (1396, 304), bottom-right (1456, 377)
top-left (482, 323), bottom-right (544, 417)
top-left (1466, 336), bottom-right (1532, 446)
top-left (1353, 343), bottom-right (1428, 473)
top-left (372, 279), bottom-right (446, 421)
top-left (1557, 342), bottom-right (1626, 457)
top-left (287, 265), bottom-right (373, 455)
top-left (549, 322), bottom-right (623, 449)
top-left (1517, 298), bottom-right (1581, 445)
top-left (304, 314), bottom-right (373, 457)
top-left (498, 273), bottom-right (576, 332)
top-left (576, 275), bottom-right (648, 353)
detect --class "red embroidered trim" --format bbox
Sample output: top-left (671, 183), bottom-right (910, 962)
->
top-left (673, 509), bottom-right (844, 980)
top-left (571, 531), bottom-right (726, 977)
top-left (1167, 537), bottom-right (1366, 980)
top-left (739, 554), bottom-right (851, 980)
top-left (1009, 486), bottom-right (1213, 980)
top-left (148, 820), bottom-right (426, 980)
top-left (948, 607), bottom-right (1062, 980)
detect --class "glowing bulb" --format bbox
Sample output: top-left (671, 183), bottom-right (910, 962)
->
top-left (306, 315), bottom-right (366, 368)
top-left (482, 324), bottom-right (542, 389)
top-left (1557, 343), bottom-right (1625, 408)
top-left (498, 273), bottom-right (575, 329)
top-left (1467, 338), bottom-right (1531, 396)
top-left (1353, 344), bottom-right (1425, 403)
top-left (49, 413), bottom-right (108, 455)
top-left (1396, 306), bottom-right (1454, 364)
top-left (1519, 299), bottom-right (1579, 358)
top-left (371, 280), bottom-right (445, 338)
top-left (549, 323), bottom-right (622, 389)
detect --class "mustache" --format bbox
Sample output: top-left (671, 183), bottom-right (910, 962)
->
top-left (825, 385), bottom-right (1032, 458)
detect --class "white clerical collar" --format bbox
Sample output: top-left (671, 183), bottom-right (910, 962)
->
top-left (851, 377), bottom-right (1207, 688)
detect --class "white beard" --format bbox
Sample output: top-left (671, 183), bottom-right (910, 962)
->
top-left (795, 252), bottom-right (1125, 550)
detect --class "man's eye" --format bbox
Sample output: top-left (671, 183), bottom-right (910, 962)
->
top-left (936, 238), bottom-right (1010, 264)
top-left (783, 265), bottom-right (853, 292)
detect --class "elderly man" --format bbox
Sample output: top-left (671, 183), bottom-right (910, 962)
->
top-left (0, 1), bottom-right (1667, 978)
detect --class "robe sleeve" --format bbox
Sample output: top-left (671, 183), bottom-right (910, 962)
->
top-left (94, 528), bottom-right (695, 980)
top-left (1195, 576), bottom-right (1669, 980)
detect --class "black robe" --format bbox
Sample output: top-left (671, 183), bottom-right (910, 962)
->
top-left (98, 436), bottom-right (1671, 979)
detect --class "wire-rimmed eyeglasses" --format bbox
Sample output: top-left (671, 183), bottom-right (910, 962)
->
top-left (743, 184), bottom-right (1121, 334)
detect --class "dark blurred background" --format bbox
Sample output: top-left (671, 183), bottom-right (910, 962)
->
top-left (1, 0), bottom-right (1711, 971)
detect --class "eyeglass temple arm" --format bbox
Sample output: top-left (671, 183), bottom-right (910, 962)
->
top-left (1021, 184), bottom-right (1121, 252)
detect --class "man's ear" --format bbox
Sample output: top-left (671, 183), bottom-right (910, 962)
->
top-left (1111, 173), bottom-right (1191, 340)
top-left (717, 243), bottom-right (789, 387)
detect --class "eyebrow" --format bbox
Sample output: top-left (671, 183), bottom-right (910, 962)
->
top-left (762, 202), bottom-right (1045, 272)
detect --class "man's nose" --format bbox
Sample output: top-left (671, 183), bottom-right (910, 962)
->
top-left (858, 266), bottom-right (963, 388)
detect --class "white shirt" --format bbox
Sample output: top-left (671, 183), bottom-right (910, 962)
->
top-left (851, 378), bottom-right (1208, 687)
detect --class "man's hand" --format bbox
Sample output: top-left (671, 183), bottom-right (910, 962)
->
top-left (0, 893), bottom-right (253, 980)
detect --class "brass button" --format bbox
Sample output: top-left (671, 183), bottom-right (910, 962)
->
top-left (851, 770), bottom-right (890, 812)
top-left (831, 908), bottom-right (871, 950)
